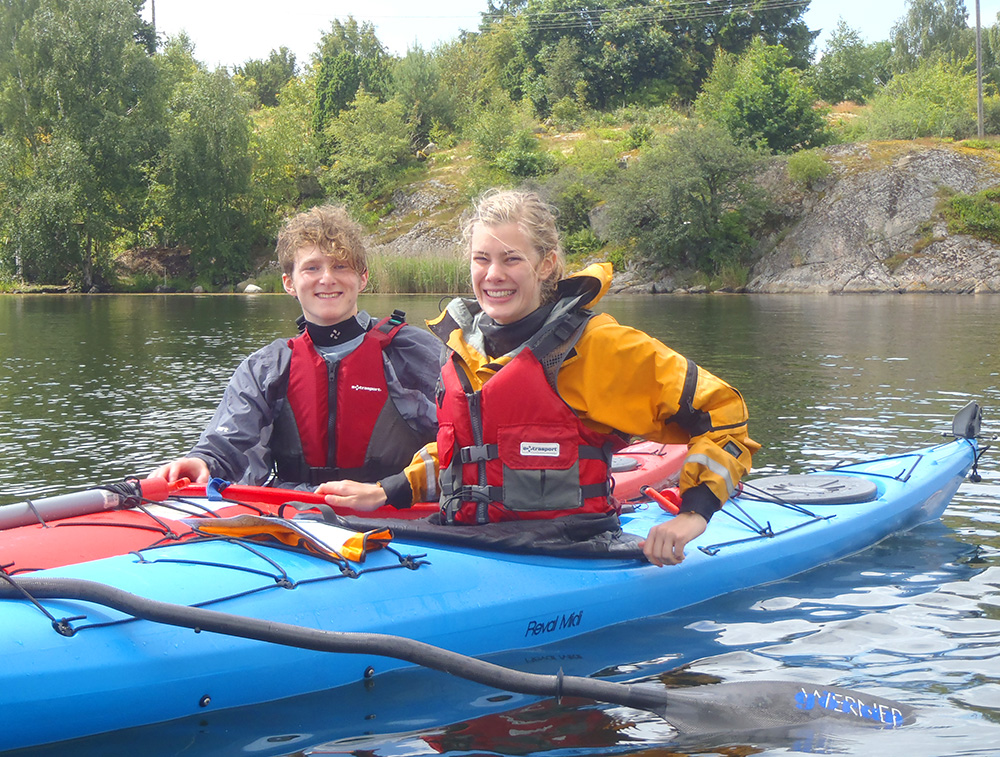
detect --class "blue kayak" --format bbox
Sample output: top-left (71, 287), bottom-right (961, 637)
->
top-left (0, 407), bottom-right (984, 751)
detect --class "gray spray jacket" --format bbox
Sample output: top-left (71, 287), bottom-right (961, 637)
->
top-left (187, 311), bottom-right (440, 489)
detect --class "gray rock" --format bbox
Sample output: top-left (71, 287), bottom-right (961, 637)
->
top-left (387, 181), bottom-right (452, 220)
top-left (651, 277), bottom-right (677, 294)
top-left (748, 144), bottom-right (1000, 294)
top-left (588, 203), bottom-right (612, 241)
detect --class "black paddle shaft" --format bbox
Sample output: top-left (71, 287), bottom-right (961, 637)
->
top-left (0, 576), bottom-right (914, 733)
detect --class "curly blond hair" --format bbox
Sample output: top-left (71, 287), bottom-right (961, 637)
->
top-left (276, 205), bottom-right (367, 276)
top-left (462, 189), bottom-right (566, 305)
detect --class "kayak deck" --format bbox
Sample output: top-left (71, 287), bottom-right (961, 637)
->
top-left (0, 441), bottom-right (686, 573)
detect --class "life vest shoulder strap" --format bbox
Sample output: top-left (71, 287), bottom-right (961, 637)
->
top-left (525, 307), bottom-right (593, 390)
top-left (366, 309), bottom-right (407, 348)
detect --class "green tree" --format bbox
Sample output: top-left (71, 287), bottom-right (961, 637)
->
top-left (0, 0), bottom-right (163, 287)
top-left (235, 47), bottom-right (297, 108)
top-left (435, 29), bottom-right (519, 122)
top-left (0, 132), bottom-right (97, 285)
top-left (811, 20), bottom-right (892, 103)
top-left (156, 32), bottom-right (205, 92)
top-left (320, 90), bottom-right (413, 207)
top-left (156, 68), bottom-right (262, 285)
top-left (251, 71), bottom-right (322, 226)
top-left (390, 45), bottom-right (457, 144)
top-left (128, 0), bottom-right (156, 53)
top-left (667, 0), bottom-right (817, 98)
top-left (541, 37), bottom-right (587, 106)
top-left (313, 17), bottom-right (392, 139)
top-left (984, 14), bottom-right (1000, 90)
top-left (697, 0), bottom-right (816, 69)
top-left (495, 0), bottom-right (816, 109)
top-left (481, 0), bottom-right (529, 25)
top-left (607, 120), bottom-right (764, 273)
top-left (890, 0), bottom-right (973, 73)
top-left (508, 0), bottom-right (681, 108)
top-left (855, 58), bottom-right (977, 139)
top-left (468, 91), bottom-right (519, 164)
top-left (0, 0), bottom-right (44, 144)
top-left (494, 129), bottom-right (554, 177)
top-left (531, 141), bottom-right (621, 249)
top-left (465, 89), bottom-right (552, 178)
top-left (696, 38), bottom-right (828, 153)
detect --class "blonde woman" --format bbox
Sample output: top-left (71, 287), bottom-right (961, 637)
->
top-left (320, 190), bottom-right (758, 567)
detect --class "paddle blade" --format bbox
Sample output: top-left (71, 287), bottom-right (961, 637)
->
top-left (654, 680), bottom-right (913, 733)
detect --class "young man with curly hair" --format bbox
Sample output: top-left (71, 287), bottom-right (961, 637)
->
top-left (151, 205), bottom-right (439, 490)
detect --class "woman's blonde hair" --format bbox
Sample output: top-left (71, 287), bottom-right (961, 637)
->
top-left (462, 189), bottom-right (566, 305)
top-left (276, 205), bottom-right (368, 276)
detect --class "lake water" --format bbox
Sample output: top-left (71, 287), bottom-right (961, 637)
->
top-left (1, 292), bottom-right (999, 756)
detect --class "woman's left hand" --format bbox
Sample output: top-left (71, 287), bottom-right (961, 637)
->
top-left (639, 512), bottom-right (707, 567)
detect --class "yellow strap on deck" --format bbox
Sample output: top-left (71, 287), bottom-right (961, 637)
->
top-left (188, 514), bottom-right (392, 563)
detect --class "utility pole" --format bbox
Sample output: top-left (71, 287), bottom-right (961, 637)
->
top-left (977, 0), bottom-right (984, 137)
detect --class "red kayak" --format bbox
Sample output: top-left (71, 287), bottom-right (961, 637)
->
top-left (0, 442), bottom-right (686, 573)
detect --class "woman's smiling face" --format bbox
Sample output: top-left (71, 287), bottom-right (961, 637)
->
top-left (469, 222), bottom-right (555, 324)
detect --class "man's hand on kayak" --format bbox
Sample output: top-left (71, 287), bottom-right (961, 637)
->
top-left (149, 457), bottom-right (210, 484)
top-left (315, 480), bottom-right (388, 511)
top-left (640, 512), bottom-right (707, 567)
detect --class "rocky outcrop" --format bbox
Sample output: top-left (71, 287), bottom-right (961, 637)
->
top-left (367, 220), bottom-right (461, 258)
top-left (747, 142), bottom-right (1000, 293)
top-left (368, 180), bottom-right (463, 258)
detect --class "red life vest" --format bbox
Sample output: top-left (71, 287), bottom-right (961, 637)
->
top-left (272, 315), bottom-right (423, 486)
top-left (436, 311), bottom-right (625, 524)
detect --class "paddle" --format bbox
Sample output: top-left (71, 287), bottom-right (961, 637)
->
top-left (0, 478), bottom-right (190, 530)
top-left (0, 575), bottom-right (913, 734)
top-left (173, 481), bottom-right (439, 519)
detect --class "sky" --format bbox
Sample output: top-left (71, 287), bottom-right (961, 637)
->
top-left (143, 1), bottom-right (1000, 69)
